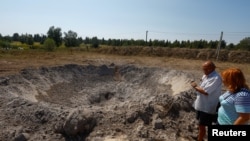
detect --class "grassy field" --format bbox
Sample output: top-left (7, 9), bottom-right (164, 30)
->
top-left (0, 49), bottom-right (250, 85)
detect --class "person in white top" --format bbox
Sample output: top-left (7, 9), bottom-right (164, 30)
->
top-left (191, 60), bottom-right (222, 141)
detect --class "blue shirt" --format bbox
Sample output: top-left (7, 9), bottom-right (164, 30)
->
top-left (193, 71), bottom-right (222, 114)
top-left (218, 88), bottom-right (250, 125)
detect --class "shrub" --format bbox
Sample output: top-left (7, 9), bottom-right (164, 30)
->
top-left (43, 38), bottom-right (56, 51)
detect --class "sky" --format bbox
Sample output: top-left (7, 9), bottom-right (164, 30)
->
top-left (1, 0), bottom-right (250, 45)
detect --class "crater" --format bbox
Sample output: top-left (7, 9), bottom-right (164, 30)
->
top-left (0, 64), bottom-right (198, 141)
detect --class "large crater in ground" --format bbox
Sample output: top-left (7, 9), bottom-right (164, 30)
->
top-left (0, 64), bottom-right (199, 141)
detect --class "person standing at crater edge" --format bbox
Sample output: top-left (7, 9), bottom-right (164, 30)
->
top-left (191, 60), bottom-right (222, 141)
top-left (217, 68), bottom-right (250, 125)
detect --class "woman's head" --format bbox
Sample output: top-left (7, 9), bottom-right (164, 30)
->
top-left (221, 68), bottom-right (249, 93)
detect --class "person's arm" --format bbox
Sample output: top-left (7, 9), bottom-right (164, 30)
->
top-left (191, 81), bottom-right (208, 95)
top-left (234, 113), bottom-right (250, 125)
top-left (234, 93), bottom-right (250, 125)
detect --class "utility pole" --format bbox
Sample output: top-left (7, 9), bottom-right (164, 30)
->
top-left (216, 31), bottom-right (223, 61)
top-left (146, 30), bottom-right (148, 43)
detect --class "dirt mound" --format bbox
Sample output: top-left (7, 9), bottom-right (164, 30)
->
top-left (96, 47), bottom-right (250, 63)
top-left (0, 64), bottom-right (199, 141)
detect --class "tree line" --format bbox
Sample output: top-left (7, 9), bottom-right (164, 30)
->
top-left (0, 26), bottom-right (249, 51)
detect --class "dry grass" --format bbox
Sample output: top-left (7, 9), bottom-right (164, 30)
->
top-left (0, 49), bottom-right (250, 85)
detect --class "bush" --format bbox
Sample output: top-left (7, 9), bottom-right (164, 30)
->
top-left (0, 40), bottom-right (11, 49)
top-left (43, 38), bottom-right (56, 51)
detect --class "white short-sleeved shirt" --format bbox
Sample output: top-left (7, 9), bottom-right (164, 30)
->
top-left (193, 71), bottom-right (222, 114)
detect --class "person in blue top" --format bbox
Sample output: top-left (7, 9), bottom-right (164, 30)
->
top-left (217, 68), bottom-right (250, 125)
top-left (191, 60), bottom-right (222, 141)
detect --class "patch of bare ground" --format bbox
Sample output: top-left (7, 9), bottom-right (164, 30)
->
top-left (1, 49), bottom-right (249, 83)
top-left (0, 49), bottom-right (249, 141)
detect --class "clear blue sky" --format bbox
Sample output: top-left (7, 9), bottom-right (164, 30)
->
top-left (1, 0), bottom-right (250, 44)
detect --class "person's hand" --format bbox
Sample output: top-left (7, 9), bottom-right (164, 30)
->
top-left (191, 81), bottom-right (197, 88)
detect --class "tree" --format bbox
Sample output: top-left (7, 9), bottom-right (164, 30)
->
top-left (47, 26), bottom-right (62, 47)
top-left (91, 37), bottom-right (99, 48)
top-left (237, 37), bottom-right (250, 51)
top-left (77, 37), bottom-right (83, 45)
top-left (43, 38), bottom-right (56, 51)
top-left (148, 39), bottom-right (152, 46)
top-left (226, 43), bottom-right (235, 50)
top-left (2, 35), bottom-right (12, 42)
top-left (40, 34), bottom-right (47, 44)
top-left (64, 30), bottom-right (80, 47)
top-left (12, 33), bottom-right (19, 41)
top-left (0, 40), bottom-right (10, 49)
top-left (165, 40), bottom-right (171, 47)
top-left (34, 34), bottom-right (43, 42)
top-left (26, 34), bottom-right (34, 46)
top-left (208, 40), bottom-right (217, 49)
top-left (172, 40), bottom-right (180, 47)
top-left (220, 40), bottom-right (226, 49)
top-left (18, 34), bottom-right (33, 46)
top-left (84, 37), bottom-right (90, 44)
